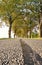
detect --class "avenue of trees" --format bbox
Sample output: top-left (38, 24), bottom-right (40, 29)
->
top-left (0, 0), bottom-right (42, 38)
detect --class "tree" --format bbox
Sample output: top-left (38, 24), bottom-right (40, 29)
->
top-left (0, 0), bottom-right (23, 38)
top-left (12, 0), bottom-right (39, 38)
top-left (35, 0), bottom-right (42, 37)
top-left (40, 0), bottom-right (42, 37)
top-left (12, 17), bottom-right (28, 38)
top-left (0, 0), bottom-right (41, 38)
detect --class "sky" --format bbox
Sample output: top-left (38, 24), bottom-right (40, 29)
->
top-left (0, 20), bottom-right (14, 38)
top-left (0, 25), bottom-right (8, 38)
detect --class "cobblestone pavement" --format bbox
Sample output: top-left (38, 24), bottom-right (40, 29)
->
top-left (0, 39), bottom-right (42, 65)
top-left (0, 39), bottom-right (24, 65)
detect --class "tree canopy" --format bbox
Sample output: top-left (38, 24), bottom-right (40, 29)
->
top-left (0, 0), bottom-right (42, 38)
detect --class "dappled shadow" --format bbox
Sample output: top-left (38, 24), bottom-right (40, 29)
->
top-left (20, 39), bottom-right (42, 65)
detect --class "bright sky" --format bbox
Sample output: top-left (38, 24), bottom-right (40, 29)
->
top-left (0, 25), bottom-right (8, 38)
top-left (0, 20), bottom-right (14, 38)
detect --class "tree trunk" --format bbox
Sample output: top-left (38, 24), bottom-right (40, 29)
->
top-left (40, 23), bottom-right (42, 37)
top-left (30, 17), bottom-right (32, 38)
top-left (40, 0), bottom-right (42, 37)
top-left (27, 33), bottom-right (28, 38)
top-left (8, 15), bottom-right (13, 38)
top-left (38, 14), bottom-right (42, 37)
top-left (14, 30), bottom-right (16, 38)
top-left (9, 24), bottom-right (12, 38)
top-left (14, 33), bottom-right (16, 38)
top-left (27, 30), bottom-right (28, 38)
top-left (30, 29), bottom-right (32, 38)
top-left (40, 14), bottom-right (42, 37)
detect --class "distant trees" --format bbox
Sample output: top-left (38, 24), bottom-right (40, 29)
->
top-left (40, 0), bottom-right (42, 37)
top-left (12, 0), bottom-right (39, 38)
top-left (0, 0), bottom-right (42, 38)
top-left (36, 0), bottom-right (42, 37)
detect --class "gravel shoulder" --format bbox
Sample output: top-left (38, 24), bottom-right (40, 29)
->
top-left (0, 39), bottom-right (24, 65)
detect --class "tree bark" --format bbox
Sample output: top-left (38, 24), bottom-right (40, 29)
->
top-left (14, 33), bottom-right (16, 38)
top-left (39, 15), bottom-right (42, 37)
top-left (40, 23), bottom-right (42, 37)
top-left (26, 30), bottom-right (28, 38)
top-left (29, 17), bottom-right (32, 38)
top-left (30, 29), bottom-right (32, 38)
top-left (38, 14), bottom-right (42, 37)
top-left (8, 15), bottom-right (13, 38)
top-left (14, 29), bottom-right (16, 38)
top-left (9, 24), bottom-right (12, 38)
top-left (40, 0), bottom-right (42, 37)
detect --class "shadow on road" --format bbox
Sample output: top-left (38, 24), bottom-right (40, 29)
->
top-left (20, 39), bottom-right (42, 65)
